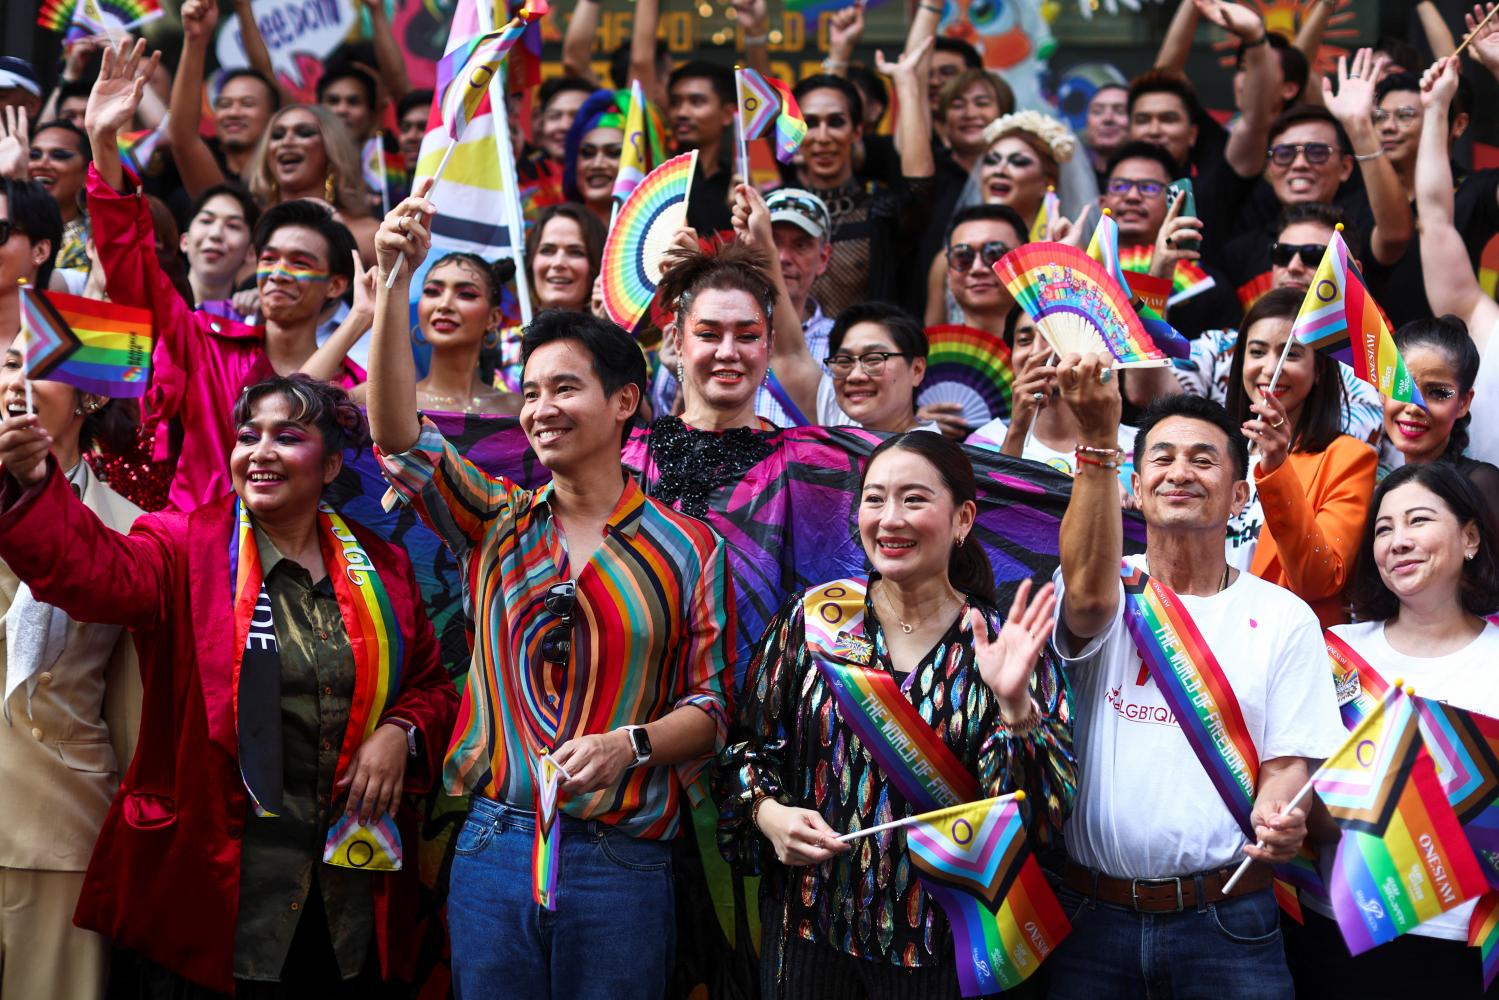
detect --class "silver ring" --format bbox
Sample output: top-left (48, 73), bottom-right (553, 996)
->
top-left (1032, 391), bottom-right (1045, 401)
top-left (1098, 368), bottom-right (1114, 385)
top-left (1349, 73), bottom-right (1360, 79)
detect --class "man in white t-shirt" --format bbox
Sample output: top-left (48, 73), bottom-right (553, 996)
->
top-left (1046, 354), bottom-right (1343, 998)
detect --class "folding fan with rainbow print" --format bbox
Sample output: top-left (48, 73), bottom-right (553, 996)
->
top-left (37, 0), bottom-right (163, 43)
top-left (915, 324), bottom-right (1013, 428)
top-left (994, 243), bottom-right (1170, 368)
top-left (601, 149), bottom-right (697, 333)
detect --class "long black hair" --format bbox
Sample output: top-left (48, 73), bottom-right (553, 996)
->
top-left (1392, 315), bottom-right (1480, 461)
top-left (861, 431), bottom-right (996, 604)
top-left (1346, 462), bottom-right (1499, 621)
top-left (1225, 286), bottom-right (1344, 455)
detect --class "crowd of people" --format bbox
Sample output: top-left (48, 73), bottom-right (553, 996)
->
top-left (2, 0), bottom-right (1499, 997)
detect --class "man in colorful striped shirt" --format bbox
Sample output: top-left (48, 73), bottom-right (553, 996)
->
top-left (367, 200), bottom-right (734, 1000)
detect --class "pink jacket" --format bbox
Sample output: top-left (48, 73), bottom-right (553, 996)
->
top-left (86, 166), bottom-right (363, 512)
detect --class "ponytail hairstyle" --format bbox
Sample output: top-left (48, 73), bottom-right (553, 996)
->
top-left (1392, 315), bottom-right (1480, 461)
top-left (654, 240), bottom-right (777, 332)
top-left (861, 431), bottom-right (996, 605)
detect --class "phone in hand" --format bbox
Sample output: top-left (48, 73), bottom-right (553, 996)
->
top-left (1166, 178), bottom-right (1200, 254)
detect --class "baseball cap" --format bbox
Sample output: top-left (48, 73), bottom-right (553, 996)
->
top-left (0, 58), bottom-right (42, 98)
top-left (766, 188), bottom-right (831, 242)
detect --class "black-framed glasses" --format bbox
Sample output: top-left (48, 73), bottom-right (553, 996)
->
top-left (1372, 107), bottom-right (1419, 126)
top-left (539, 581), bottom-right (576, 665)
top-left (1267, 142), bottom-right (1335, 167)
top-left (1270, 241), bottom-right (1327, 268)
top-left (946, 240), bottom-right (1010, 273)
top-left (824, 351), bottom-right (910, 379)
top-left (1107, 177), bottom-right (1166, 199)
top-left (0, 220), bottom-right (24, 244)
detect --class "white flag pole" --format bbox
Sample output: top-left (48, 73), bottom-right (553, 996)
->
top-left (17, 281), bottom-right (33, 414)
top-left (375, 131), bottom-right (391, 217)
top-left (733, 68), bottom-right (751, 186)
top-left (490, 81), bottom-right (533, 328)
top-left (383, 135), bottom-right (461, 289)
top-left (834, 791), bottom-right (1023, 843)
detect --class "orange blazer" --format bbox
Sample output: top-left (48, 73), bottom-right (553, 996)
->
top-left (1250, 434), bottom-right (1377, 628)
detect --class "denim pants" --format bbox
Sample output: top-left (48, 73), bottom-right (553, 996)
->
top-left (1046, 882), bottom-right (1292, 1000)
top-left (447, 796), bottom-right (676, 1000)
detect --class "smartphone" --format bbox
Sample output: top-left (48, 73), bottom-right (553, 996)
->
top-left (1166, 178), bottom-right (1200, 254)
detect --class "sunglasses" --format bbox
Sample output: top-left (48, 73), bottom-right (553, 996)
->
top-left (1270, 241), bottom-right (1327, 268)
top-left (947, 240), bottom-right (1010, 273)
top-left (540, 581), bottom-right (576, 665)
top-left (1266, 142), bottom-right (1336, 167)
top-left (0, 220), bottom-right (24, 244)
top-left (1371, 107), bottom-right (1419, 126)
top-left (1106, 177), bottom-right (1166, 199)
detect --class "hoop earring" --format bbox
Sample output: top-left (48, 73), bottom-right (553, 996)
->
top-left (483, 328), bottom-right (500, 349)
top-left (954, 535), bottom-right (965, 548)
top-left (325, 172), bottom-right (337, 202)
top-left (411, 324), bottom-right (427, 346)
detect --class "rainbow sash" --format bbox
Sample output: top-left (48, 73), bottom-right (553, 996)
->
top-left (1327, 631), bottom-right (1391, 732)
top-left (1120, 563), bottom-right (1258, 836)
top-left (804, 579), bottom-right (981, 811)
top-left (231, 500), bottom-right (407, 871)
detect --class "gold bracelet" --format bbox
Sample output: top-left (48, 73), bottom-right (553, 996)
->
top-left (750, 792), bottom-right (774, 830)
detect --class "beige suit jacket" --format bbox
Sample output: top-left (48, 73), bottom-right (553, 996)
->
top-left (0, 463), bottom-right (144, 871)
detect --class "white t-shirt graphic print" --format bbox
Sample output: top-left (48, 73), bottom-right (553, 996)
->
top-left (1052, 554), bottom-right (1344, 879)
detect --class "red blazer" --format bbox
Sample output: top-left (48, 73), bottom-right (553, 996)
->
top-left (0, 465), bottom-right (458, 993)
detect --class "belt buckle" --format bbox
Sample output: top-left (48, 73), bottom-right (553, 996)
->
top-left (1131, 876), bottom-right (1184, 913)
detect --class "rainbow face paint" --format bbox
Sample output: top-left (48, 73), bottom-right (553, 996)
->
top-left (256, 261), bottom-right (330, 284)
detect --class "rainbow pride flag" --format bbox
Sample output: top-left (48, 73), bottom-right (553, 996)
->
top-left (1120, 563), bottom-right (1259, 835)
top-left (1413, 697), bottom-right (1499, 885)
top-left (117, 116), bottom-right (166, 175)
top-left (1291, 228), bottom-right (1425, 409)
top-left (20, 287), bottom-right (152, 397)
top-left (1086, 214), bottom-right (1189, 361)
top-left (1118, 244), bottom-right (1217, 306)
top-left (612, 80), bottom-right (664, 209)
top-left (1471, 892), bottom-right (1499, 991)
top-left (532, 753), bottom-right (562, 910)
top-left (1028, 187), bottom-right (1060, 243)
top-left (906, 793), bottom-right (1070, 996)
top-left (1313, 686), bottom-right (1488, 955)
top-left (362, 135), bottom-right (407, 209)
top-left (735, 68), bottom-right (804, 164)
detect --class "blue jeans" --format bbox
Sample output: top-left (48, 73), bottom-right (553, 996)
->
top-left (447, 796), bottom-right (676, 1000)
top-left (1046, 882), bottom-right (1292, 1000)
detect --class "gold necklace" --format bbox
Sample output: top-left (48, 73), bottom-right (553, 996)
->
top-left (878, 581), bottom-right (957, 635)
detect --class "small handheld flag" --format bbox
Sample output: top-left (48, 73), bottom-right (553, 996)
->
top-left (1028, 187), bottom-right (1059, 243)
top-left (20, 287), bottom-right (153, 397)
top-left (118, 115), bottom-right (167, 176)
top-left (613, 80), bottom-right (663, 210)
top-left (532, 752), bottom-right (563, 910)
top-left (1274, 226), bottom-right (1424, 408)
top-left (735, 67), bottom-right (806, 164)
top-left (1085, 212), bottom-right (1189, 361)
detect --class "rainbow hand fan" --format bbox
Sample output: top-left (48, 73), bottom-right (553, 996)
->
top-left (601, 149), bottom-right (697, 333)
top-left (994, 242), bottom-right (1169, 369)
top-left (915, 324), bottom-right (1013, 427)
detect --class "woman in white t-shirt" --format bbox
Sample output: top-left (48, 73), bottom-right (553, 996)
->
top-left (967, 307), bottom-right (1137, 497)
top-left (1284, 461), bottom-right (1499, 998)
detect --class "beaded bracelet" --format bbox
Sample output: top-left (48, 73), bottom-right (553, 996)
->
top-left (750, 792), bottom-right (774, 830)
top-left (744, 31), bottom-right (770, 46)
top-left (1075, 452), bottom-right (1121, 470)
top-left (998, 697), bottom-right (1044, 737)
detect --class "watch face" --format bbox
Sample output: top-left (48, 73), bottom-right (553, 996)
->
top-left (631, 727), bottom-right (653, 759)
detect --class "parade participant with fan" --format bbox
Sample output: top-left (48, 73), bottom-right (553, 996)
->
top-left (1221, 286), bottom-right (1376, 627)
top-left (716, 430), bottom-right (1073, 998)
top-left (1047, 366), bottom-right (1343, 997)
top-left (367, 181), bottom-right (733, 1000)
top-left (0, 374), bottom-right (457, 995)
top-left (969, 306), bottom-right (1140, 503)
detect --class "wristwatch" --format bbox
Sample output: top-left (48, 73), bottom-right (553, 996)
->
top-left (620, 725), bottom-right (652, 767)
top-left (385, 718), bottom-right (421, 759)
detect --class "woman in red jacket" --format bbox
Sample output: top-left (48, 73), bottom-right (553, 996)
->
top-left (0, 374), bottom-right (457, 998)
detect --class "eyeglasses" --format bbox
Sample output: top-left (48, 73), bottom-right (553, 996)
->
top-left (539, 581), bottom-right (576, 665)
top-left (1371, 106), bottom-right (1420, 126)
top-left (1106, 177), bottom-right (1166, 199)
top-left (0, 220), bottom-right (24, 244)
top-left (1270, 241), bottom-right (1327, 268)
top-left (824, 351), bottom-right (910, 379)
top-left (1267, 142), bottom-right (1336, 167)
top-left (947, 240), bottom-right (1010, 273)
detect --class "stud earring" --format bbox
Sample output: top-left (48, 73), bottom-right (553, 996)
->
top-left (676, 361), bottom-right (685, 384)
top-left (325, 172), bottom-right (337, 202)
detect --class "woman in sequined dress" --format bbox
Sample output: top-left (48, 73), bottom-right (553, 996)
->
top-left (716, 431), bottom-right (1075, 999)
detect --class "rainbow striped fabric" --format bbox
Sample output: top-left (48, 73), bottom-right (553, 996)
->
top-left (803, 580), bottom-right (981, 810)
top-left (1471, 892), bottom-right (1499, 991)
top-left (20, 286), bottom-right (152, 397)
top-left (1086, 214), bottom-right (1189, 361)
top-left (1117, 244), bottom-right (1216, 307)
top-left (1327, 631), bottom-right (1392, 732)
top-left (612, 80), bottom-right (664, 208)
top-left (1313, 686), bottom-right (1488, 954)
top-left (230, 500), bottom-right (407, 868)
top-left (533, 754), bottom-right (562, 909)
top-left (378, 418), bottom-right (733, 841)
top-left (1028, 188), bottom-right (1060, 243)
top-left (1120, 563), bottom-right (1258, 836)
top-left (118, 117), bottom-right (166, 175)
top-left (906, 794), bottom-right (1070, 996)
top-left (1291, 229), bottom-right (1425, 409)
top-left (735, 68), bottom-right (805, 164)
top-left (36, 0), bottom-right (162, 42)
top-left (1413, 697), bottom-right (1499, 884)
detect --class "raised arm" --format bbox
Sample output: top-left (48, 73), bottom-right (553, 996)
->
top-left (562, 0), bottom-right (603, 83)
top-left (1155, 0), bottom-right (1200, 72)
top-left (1418, 0), bottom-right (1458, 59)
top-left (1464, 3), bottom-right (1499, 85)
top-left (1326, 50), bottom-right (1412, 265)
top-left (822, 3), bottom-right (865, 78)
top-left (168, 0), bottom-right (230, 197)
top-left (231, 0), bottom-right (299, 106)
top-left (882, 38), bottom-right (935, 177)
top-left (362, 0), bottom-right (412, 101)
top-left (735, 0), bottom-right (772, 78)
top-left (1294, 0), bottom-right (1335, 61)
top-left (1417, 56), bottom-right (1498, 348)
top-left (732, 184), bottom-right (820, 419)
top-left (300, 250), bottom-right (375, 380)
top-left (901, 0), bottom-right (944, 62)
top-left (631, 0), bottom-right (663, 105)
top-left (1055, 353), bottom-right (1124, 641)
top-left (1200, 0), bottom-right (1278, 178)
top-left (368, 183), bottom-right (434, 454)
